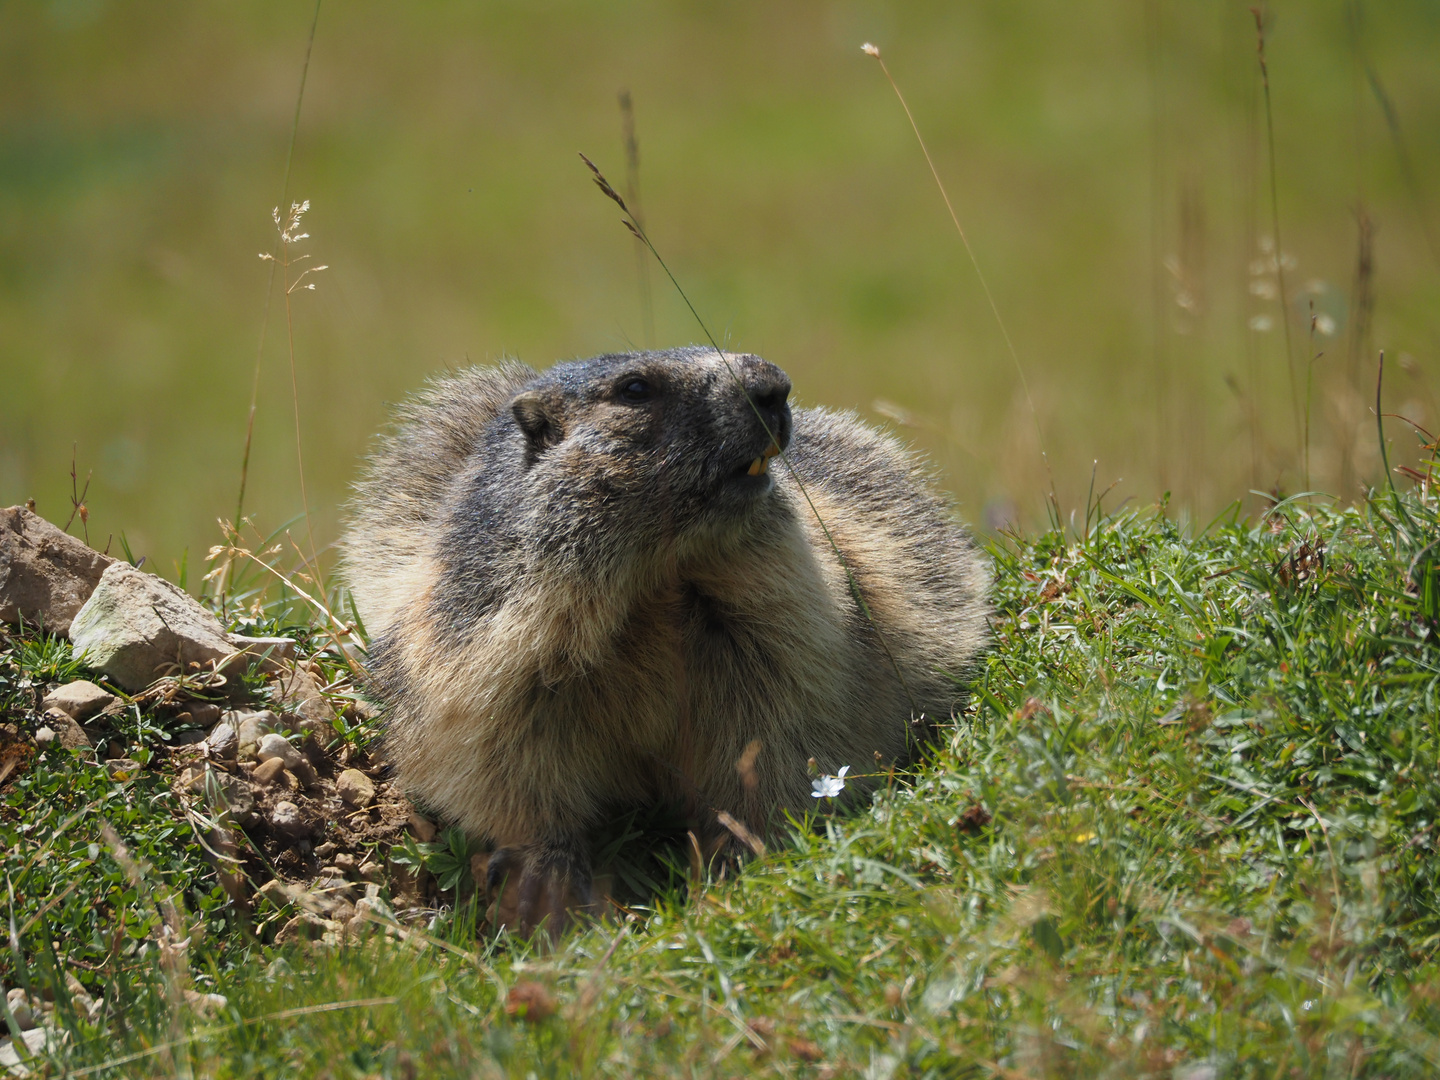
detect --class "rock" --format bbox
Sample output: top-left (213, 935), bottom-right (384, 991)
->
top-left (250, 757), bottom-right (289, 787)
top-left (0, 1026), bottom-right (49, 1075)
top-left (203, 771), bottom-right (257, 827)
top-left (40, 680), bottom-right (114, 721)
top-left (104, 758), bottom-right (142, 780)
top-left (313, 841), bottom-right (338, 859)
top-left (32, 727), bottom-right (56, 747)
top-left (40, 711), bottom-right (92, 754)
top-left (336, 769), bottom-right (376, 809)
top-left (5, 988), bottom-right (34, 1030)
top-left (273, 912), bottom-right (341, 947)
top-left (68, 562), bottom-right (243, 691)
top-left (45, 711), bottom-right (95, 754)
top-left (0, 505), bottom-right (114, 635)
top-left (65, 972), bottom-right (101, 1022)
top-left (256, 733), bottom-right (315, 786)
top-left (256, 880), bottom-right (296, 909)
top-left (231, 710), bottom-right (278, 760)
top-left (255, 733), bottom-right (305, 771)
top-left (407, 812), bottom-right (437, 842)
top-left (204, 721), bottom-right (238, 761)
top-left (271, 663), bottom-right (337, 736)
top-left (185, 702), bottom-right (223, 728)
top-left (268, 800), bottom-right (314, 839)
top-left (332, 852), bottom-right (357, 874)
top-left (183, 990), bottom-right (228, 1017)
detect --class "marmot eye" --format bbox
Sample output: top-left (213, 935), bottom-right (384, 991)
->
top-left (617, 378), bottom-right (654, 404)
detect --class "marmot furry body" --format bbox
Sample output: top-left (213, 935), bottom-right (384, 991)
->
top-left (342, 347), bottom-right (987, 930)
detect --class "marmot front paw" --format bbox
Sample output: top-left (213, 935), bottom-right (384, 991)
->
top-left (485, 842), bottom-right (597, 940)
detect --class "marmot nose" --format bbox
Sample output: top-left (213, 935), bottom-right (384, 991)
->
top-left (740, 360), bottom-right (792, 447)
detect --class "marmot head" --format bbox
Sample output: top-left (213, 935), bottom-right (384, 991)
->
top-left (455, 347), bottom-right (794, 580)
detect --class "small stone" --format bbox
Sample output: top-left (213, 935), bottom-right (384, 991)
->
top-left (186, 702), bottom-right (223, 727)
top-left (313, 841), bottom-right (338, 859)
top-left (250, 757), bottom-right (289, 787)
top-left (0, 505), bottom-right (114, 635)
top-left (256, 733), bottom-right (315, 786)
top-left (256, 880), bottom-right (296, 909)
top-left (41, 680), bottom-right (115, 721)
top-left (203, 720), bottom-right (237, 760)
top-left (0, 1027), bottom-right (49, 1073)
top-left (332, 852), bottom-right (357, 874)
top-left (233, 711), bottom-right (278, 760)
top-left (357, 860), bottom-right (384, 884)
top-left (336, 769), bottom-right (376, 809)
top-left (5, 988), bottom-right (35, 1030)
top-left (407, 812), bottom-right (437, 843)
top-left (33, 727), bottom-right (56, 747)
top-left (203, 772), bottom-right (257, 827)
top-left (105, 758), bottom-right (142, 780)
top-left (183, 989), bottom-right (228, 1017)
top-left (65, 973), bottom-right (101, 1022)
top-left (273, 912), bottom-right (338, 946)
top-left (226, 634), bottom-right (295, 673)
top-left (268, 800), bottom-right (313, 839)
top-left (41, 708), bottom-right (91, 751)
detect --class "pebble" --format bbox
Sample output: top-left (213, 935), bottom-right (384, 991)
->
top-left (104, 758), bottom-right (142, 780)
top-left (5, 988), bottom-right (34, 1030)
top-left (33, 727), bottom-right (55, 747)
top-left (204, 721), bottom-right (238, 761)
top-left (407, 812), bottom-right (437, 842)
top-left (335, 768), bottom-right (376, 809)
top-left (0, 1027), bottom-right (49, 1074)
top-left (268, 800), bottom-right (313, 839)
top-left (232, 710), bottom-right (279, 759)
top-left (257, 734), bottom-right (317, 787)
top-left (250, 757), bottom-right (290, 787)
top-left (41, 680), bottom-right (115, 721)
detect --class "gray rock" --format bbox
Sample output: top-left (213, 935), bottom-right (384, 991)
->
top-left (0, 505), bottom-right (114, 635)
top-left (41, 708), bottom-right (92, 751)
top-left (184, 702), bottom-right (223, 727)
top-left (231, 710), bottom-right (278, 759)
top-left (104, 758), bottom-right (142, 780)
top-left (0, 1026), bottom-right (49, 1075)
top-left (335, 768), bottom-right (376, 809)
top-left (68, 562), bottom-right (239, 691)
top-left (40, 680), bottom-right (114, 721)
top-left (268, 800), bottom-right (313, 839)
top-left (255, 733), bottom-right (306, 772)
top-left (32, 727), bottom-right (56, 747)
top-left (204, 721), bottom-right (238, 761)
top-left (200, 770), bottom-right (257, 827)
top-left (5, 988), bottom-right (34, 1031)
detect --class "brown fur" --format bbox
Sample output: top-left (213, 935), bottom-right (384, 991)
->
top-left (341, 347), bottom-right (988, 932)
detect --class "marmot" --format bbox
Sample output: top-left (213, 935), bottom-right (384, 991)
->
top-left (341, 347), bottom-right (988, 933)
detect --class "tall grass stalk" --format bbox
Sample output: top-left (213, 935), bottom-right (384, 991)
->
top-left (861, 42), bottom-right (1055, 515)
top-left (1251, 7), bottom-right (1300, 460)
top-left (225, 0), bottom-right (322, 610)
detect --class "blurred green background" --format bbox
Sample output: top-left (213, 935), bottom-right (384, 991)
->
top-left (2, 1), bottom-right (1438, 581)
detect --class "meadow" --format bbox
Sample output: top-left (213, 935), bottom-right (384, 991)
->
top-left (3, 2), bottom-right (1440, 1076)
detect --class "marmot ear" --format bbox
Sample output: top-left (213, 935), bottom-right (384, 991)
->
top-left (511, 390), bottom-right (564, 457)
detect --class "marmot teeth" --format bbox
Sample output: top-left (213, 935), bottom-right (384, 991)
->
top-left (747, 456), bottom-right (769, 476)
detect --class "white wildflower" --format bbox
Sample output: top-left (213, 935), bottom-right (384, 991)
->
top-left (811, 765), bottom-right (850, 799)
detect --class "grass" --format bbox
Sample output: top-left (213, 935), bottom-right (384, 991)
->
top-left (3, 469), bottom-right (1440, 1076)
